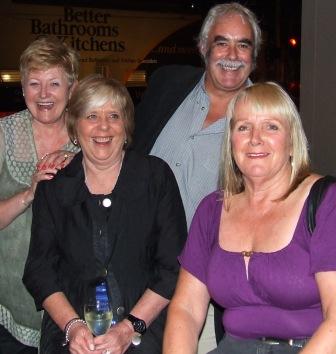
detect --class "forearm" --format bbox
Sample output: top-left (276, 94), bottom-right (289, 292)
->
top-left (300, 320), bottom-right (336, 354)
top-left (42, 292), bottom-right (79, 332)
top-left (163, 301), bottom-right (200, 354)
top-left (0, 188), bottom-right (34, 229)
top-left (128, 288), bottom-right (169, 327)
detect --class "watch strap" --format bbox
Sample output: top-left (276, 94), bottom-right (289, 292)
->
top-left (127, 314), bottom-right (147, 334)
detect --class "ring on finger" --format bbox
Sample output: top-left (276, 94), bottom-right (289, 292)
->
top-left (63, 153), bottom-right (69, 160)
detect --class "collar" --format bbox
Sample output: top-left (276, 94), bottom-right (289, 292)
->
top-left (54, 150), bottom-right (148, 206)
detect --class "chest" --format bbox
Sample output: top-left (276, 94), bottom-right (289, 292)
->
top-left (219, 199), bottom-right (305, 253)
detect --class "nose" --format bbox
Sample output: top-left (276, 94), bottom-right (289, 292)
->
top-left (228, 44), bottom-right (238, 60)
top-left (249, 127), bottom-right (263, 146)
top-left (97, 115), bottom-right (109, 130)
top-left (40, 83), bottom-right (49, 98)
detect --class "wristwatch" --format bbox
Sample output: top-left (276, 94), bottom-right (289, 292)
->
top-left (127, 314), bottom-right (147, 334)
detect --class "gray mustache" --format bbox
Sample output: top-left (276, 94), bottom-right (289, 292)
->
top-left (216, 59), bottom-right (245, 69)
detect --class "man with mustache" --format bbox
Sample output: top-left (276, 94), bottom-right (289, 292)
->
top-left (133, 3), bottom-right (261, 353)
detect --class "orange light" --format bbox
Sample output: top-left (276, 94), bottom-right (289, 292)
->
top-left (289, 38), bottom-right (298, 47)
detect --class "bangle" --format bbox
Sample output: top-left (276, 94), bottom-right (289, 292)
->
top-left (62, 317), bottom-right (87, 346)
top-left (21, 198), bottom-right (32, 208)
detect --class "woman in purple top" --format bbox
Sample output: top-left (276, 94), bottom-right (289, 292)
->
top-left (163, 82), bottom-right (336, 354)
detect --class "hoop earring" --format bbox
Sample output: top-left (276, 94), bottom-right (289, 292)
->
top-left (73, 138), bottom-right (78, 146)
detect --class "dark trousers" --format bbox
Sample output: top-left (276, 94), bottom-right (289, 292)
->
top-left (0, 325), bottom-right (38, 354)
top-left (208, 334), bottom-right (306, 354)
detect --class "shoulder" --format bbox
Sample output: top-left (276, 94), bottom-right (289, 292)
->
top-left (0, 109), bottom-right (30, 127)
top-left (149, 65), bottom-right (203, 85)
top-left (126, 149), bottom-right (171, 172)
top-left (194, 190), bottom-right (222, 220)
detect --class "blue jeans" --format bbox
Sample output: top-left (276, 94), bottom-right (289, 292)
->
top-left (208, 334), bottom-right (308, 354)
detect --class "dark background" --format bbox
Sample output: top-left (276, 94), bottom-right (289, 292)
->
top-left (2, 0), bottom-right (301, 112)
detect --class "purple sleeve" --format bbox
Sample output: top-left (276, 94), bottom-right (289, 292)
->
top-left (310, 184), bottom-right (336, 273)
top-left (178, 191), bottom-right (221, 284)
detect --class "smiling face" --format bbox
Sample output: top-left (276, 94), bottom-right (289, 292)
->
top-left (76, 101), bottom-right (126, 167)
top-left (231, 99), bottom-right (292, 182)
top-left (205, 13), bottom-right (254, 94)
top-left (22, 66), bottom-right (73, 125)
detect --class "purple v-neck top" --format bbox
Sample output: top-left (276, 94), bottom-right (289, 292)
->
top-left (179, 185), bottom-right (336, 339)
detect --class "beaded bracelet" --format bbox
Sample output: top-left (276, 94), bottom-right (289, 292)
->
top-left (62, 317), bottom-right (87, 346)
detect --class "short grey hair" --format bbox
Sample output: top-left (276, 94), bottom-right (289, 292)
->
top-left (198, 3), bottom-right (261, 64)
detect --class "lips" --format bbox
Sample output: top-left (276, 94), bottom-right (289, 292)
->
top-left (246, 152), bottom-right (269, 158)
top-left (92, 136), bottom-right (112, 143)
top-left (37, 102), bottom-right (54, 110)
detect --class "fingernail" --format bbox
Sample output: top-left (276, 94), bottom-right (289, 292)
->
top-left (89, 344), bottom-right (95, 350)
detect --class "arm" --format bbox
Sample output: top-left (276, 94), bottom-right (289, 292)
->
top-left (0, 167), bottom-right (57, 230)
top-left (0, 123), bottom-right (75, 229)
top-left (43, 292), bottom-right (95, 353)
top-left (163, 268), bottom-right (210, 354)
top-left (301, 184), bottom-right (336, 353)
top-left (300, 271), bottom-right (336, 354)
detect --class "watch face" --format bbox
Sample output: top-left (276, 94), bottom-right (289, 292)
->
top-left (128, 314), bottom-right (146, 334)
top-left (134, 319), bottom-right (146, 334)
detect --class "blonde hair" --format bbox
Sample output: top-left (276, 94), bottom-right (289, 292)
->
top-left (219, 82), bottom-right (310, 200)
top-left (67, 74), bottom-right (134, 149)
top-left (20, 36), bottom-right (79, 85)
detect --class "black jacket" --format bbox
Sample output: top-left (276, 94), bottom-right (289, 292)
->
top-left (133, 65), bottom-right (204, 154)
top-left (23, 150), bottom-right (187, 353)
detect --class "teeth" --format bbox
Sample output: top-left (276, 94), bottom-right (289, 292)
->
top-left (93, 137), bottom-right (111, 143)
top-left (248, 153), bottom-right (268, 157)
top-left (217, 60), bottom-right (244, 71)
top-left (37, 102), bottom-right (53, 107)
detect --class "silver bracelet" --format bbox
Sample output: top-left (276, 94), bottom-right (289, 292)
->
top-left (62, 318), bottom-right (87, 346)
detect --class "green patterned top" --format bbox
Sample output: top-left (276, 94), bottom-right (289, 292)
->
top-left (0, 110), bottom-right (79, 347)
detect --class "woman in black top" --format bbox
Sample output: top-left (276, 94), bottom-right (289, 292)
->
top-left (23, 75), bottom-right (187, 354)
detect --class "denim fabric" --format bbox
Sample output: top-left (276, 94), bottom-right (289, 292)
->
top-left (208, 334), bottom-right (308, 354)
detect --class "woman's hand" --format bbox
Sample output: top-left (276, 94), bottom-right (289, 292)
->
top-left (93, 320), bottom-right (134, 354)
top-left (68, 322), bottom-right (96, 354)
top-left (22, 150), bottom-right (76, 205)
top-left (37, 150), bottom-right (76, 171)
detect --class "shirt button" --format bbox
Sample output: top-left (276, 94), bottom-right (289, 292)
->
top-left (201, 106), bottom-right (205, 111)
top-left (117, 306), bottom-right (125, 316)
top-left (175, 162), bottom-right (181, 166)
top-left (190, 135), bottom-right (194, 139)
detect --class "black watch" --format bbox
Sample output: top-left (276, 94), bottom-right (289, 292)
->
top-left (127, 314), bottom-right (147, 334)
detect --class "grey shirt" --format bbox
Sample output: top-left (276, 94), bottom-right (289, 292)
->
top-left (150, 75), bottom-right (227, 228)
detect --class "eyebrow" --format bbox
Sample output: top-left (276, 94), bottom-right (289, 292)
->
top-left (213, 35), bottom-right (253, 46)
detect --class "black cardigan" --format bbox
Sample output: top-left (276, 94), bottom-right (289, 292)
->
top-left (23, 150), bottom-right (187, 353)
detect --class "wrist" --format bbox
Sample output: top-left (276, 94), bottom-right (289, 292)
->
top-left (21, 189), bottom-right (34, 208)
top-left (62, 317), bottom-right (87, 346)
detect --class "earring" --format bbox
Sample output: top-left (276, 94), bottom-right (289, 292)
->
top-left (124, 138), bottom-right (128, 146)
top-left (290, 156), bottom-right (294, 169)
top-left (73, 138), bottom-right (78, 146)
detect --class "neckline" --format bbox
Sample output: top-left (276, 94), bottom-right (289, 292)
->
top-left (83, 154), bottom-right (124, 195)
top-left (216, 195), bottom-right (309, 257)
